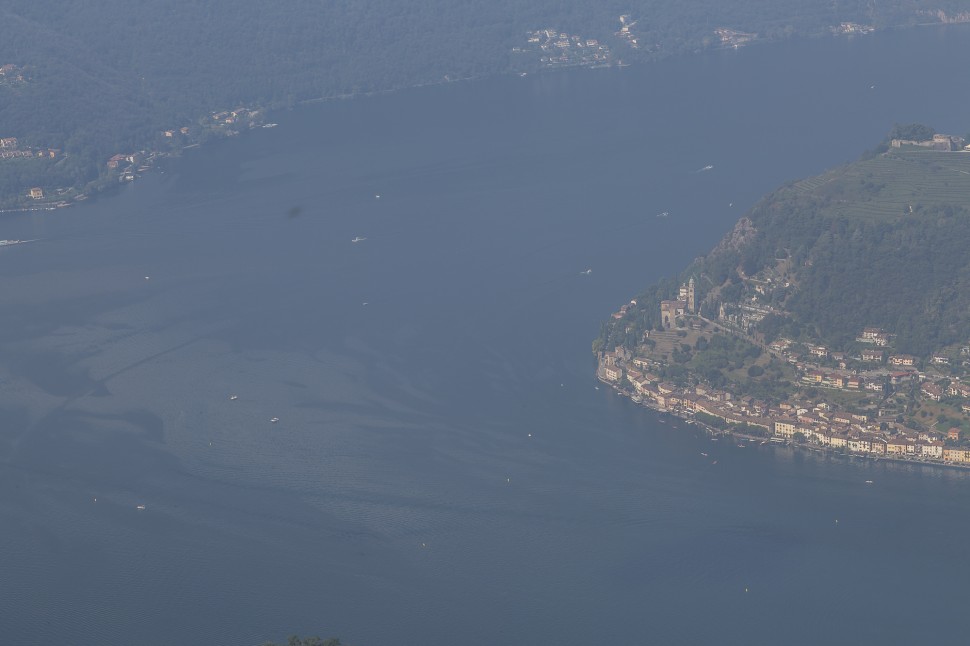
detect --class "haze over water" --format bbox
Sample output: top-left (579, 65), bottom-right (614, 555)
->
top-left (2, 25), bottom-right (970, 646)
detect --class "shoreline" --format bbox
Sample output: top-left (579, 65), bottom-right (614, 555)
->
top-left (0, 202), bottom-right (70, 214)
top-left (600, 375), bottom-right (970, 472)
top-left (6, 20), bottom-right (969, 216)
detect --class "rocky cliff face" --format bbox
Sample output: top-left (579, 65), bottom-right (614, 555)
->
top-left (713, 217), bottom-right (756, 254)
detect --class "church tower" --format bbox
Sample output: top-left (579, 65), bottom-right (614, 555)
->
top-left (687, 277), bottom-right (695, 313)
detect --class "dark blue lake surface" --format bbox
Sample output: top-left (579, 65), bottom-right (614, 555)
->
top-left (3, 25), bottom-right (970, 646)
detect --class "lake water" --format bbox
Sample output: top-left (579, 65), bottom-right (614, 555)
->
top-left (3, 25), bottom-right (970, 646)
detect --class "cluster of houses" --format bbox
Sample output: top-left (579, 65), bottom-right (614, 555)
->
top-left (0, 64), bottom-right (26, 85)
top-left (832, 22), bottom-right (874, 35)
top-left (105, 151), bottom-right (153, 183)
top-left (615, 16), bottom-right (640, 49)
top-left (161, 126), bottom-right (192, 139)
top-left (714, 28), bottom-right (756, 49)
top-left (598, 317), bottom-right (970, 466)
top-left (600, 352), bottom-right (970, 464)
top-left (1, 137), bottom-right (60, 160)
top-left (1, 136), bottom-right (63, 200)
top-left (763, 327), bottom-right (939, 396)
top-left (523, 29), bottom-right (614, 68)
top-left (208, 107), bottom-right (259, 125)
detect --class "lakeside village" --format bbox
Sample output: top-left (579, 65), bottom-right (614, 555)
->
top-left (0, 95), bottom-right (271, 210)
top-left (597, 274), bottom-right (970, 468)
top-left (102, 106), bottom-right (271, 184)
top-left (512, 15), bottom-right (673, 70)
top-left (515, 18), bottom-right (879, 70)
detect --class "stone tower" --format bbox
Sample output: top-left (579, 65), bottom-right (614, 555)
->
top-left (679, 278), bottom-right (696, 313)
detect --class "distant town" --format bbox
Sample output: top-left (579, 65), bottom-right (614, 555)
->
top-left (598, 135), bottom-right (970, 468)
top-left (512, 16), bottom-right (640, 71)
top-left (514, 17), bottom-right (885, 71)
top-left (600, 291), bottom-right (970, 466)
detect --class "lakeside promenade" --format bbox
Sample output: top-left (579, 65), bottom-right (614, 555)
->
top-left (598, 371), bottom-right (970, 472)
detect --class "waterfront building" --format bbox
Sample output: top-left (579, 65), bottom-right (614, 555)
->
top-left (944, 448), bottom-right (970, 463)
top-left (920, 440), bottom-right (944, 459)
top-left (602, 364), bottom-right (623, 383)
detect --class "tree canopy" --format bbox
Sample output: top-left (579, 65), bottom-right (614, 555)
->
top-left (2, 0), bottom-right (969, 203)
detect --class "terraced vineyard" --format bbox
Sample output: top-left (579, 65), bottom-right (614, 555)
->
top-left (791, 150), bottom-right (970, 220)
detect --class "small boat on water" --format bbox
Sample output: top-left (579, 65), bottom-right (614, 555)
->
top-left (865, 480), bottom-right (874, 484)
top-left (700, 452), bottom-right (708, 457)
top-left (352, 236), bottom-right (367, 243)
top-left (270, 417), bottom-right (280, 423)
top-left (136, 504), bottom-right (146, 510)
top-left (229, 394), bottom-right (238, 401)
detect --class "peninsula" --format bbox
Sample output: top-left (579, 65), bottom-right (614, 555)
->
top-left (594, 126), bottom-right (970, 466)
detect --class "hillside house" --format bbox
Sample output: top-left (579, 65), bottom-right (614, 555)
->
top-left (889, 354), bottom-right (917, 367)
top-left (921, 383), bottom-right (944, 401)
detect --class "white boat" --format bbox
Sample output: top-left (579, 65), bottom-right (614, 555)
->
top-left (865, 480), bottom-right (873, 484)
top-left (656, 211), bottom-right (669, 218)
top-left (581, 268), bottom-right (592, 275)
top-left (262, 123), bottom-right (278, 128)
top-left (136, 504), bottom-right (146, 510)
top-left (229, 394), bottom-right (238, 401)
top-left (270, 417), bottom-right (280, 423)
top-left (352, 236), bottom-right (367, 243)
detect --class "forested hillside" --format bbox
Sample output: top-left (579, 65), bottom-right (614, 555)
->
top-left (597, 127), bottom-right (970, 359)
top-left (0, 1), bottom-right (968, 206)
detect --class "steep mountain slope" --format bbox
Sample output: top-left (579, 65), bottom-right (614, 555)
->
top-left (598, 133), bottom-right (970, 359)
